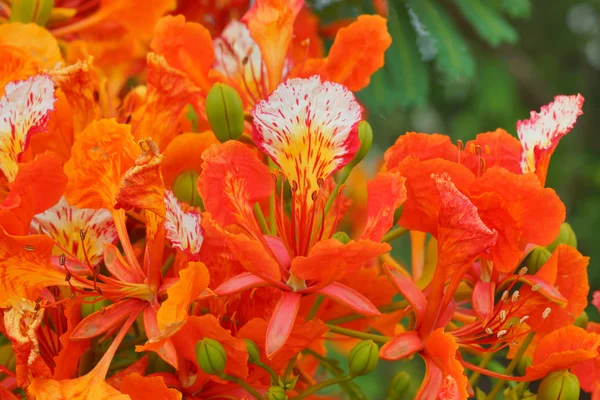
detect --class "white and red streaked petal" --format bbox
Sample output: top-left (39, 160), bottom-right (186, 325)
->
top-left (164, 190), bottom-right (203, 258)
top-left (29, 197), bottom-right (117, 267)
top-left (517, 94), bottom-right (584, 174)
top-left (0, 74), bottom-right (56, 182)
top-left (252, 76), bottom-right (363, 196)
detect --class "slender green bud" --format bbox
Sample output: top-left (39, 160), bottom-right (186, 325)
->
top-left (525, 246), bottom-right (552, 275)
top-left (537, 370), bottom-right (580, 400)
top-left (386, 371), bottom-right (410, 399)
top-left (195, 338), bottom-right (227, 376)
top-left (206, 83), bottom-right (244, 142)
top-left (348, 340), bottom-right (379, 377)
top-left (244, 339), bottom-right (262, 364)
top-left (172, 170), bottom-right (203, 207)
top-left (333, 231), bottom-right (351, 244)
top-left (351, 121), bottom-right (373, 165)
top-left (517, 355), bottom-right (532, 376)
top-left (547, 222), bottom-right (577, 252)
top-left (574, 311), bottom-right (589, 329)
top-left (265, 386), bottom-right (287, 400)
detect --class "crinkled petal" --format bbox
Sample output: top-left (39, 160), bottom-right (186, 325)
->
top-left (119, 373), bottom-right (181, 400)
top-left (164, 191), bottom-right (203, 257)
top-left (384, 132), bottom-right (458, 170)
top-left (422, 328), bottom-right (468, 400)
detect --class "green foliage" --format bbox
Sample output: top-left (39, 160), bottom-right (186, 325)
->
top-left (453, 0), bottom-right (518, 47)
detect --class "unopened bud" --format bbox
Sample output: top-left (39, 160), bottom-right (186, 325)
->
top-left (517, 355), bottom-right (532, 376)
top-left (386, 371), bottom-right (410, 400)
top-left (332, 231), bottom-right (351, 244)
top-left (244, 339), bottom-right (262, 364)
top-left (195, 338), bottom-right (227, 376)
top-left (172, 170), bottom-right (203, 207)
top-left (351, 121), bottom-right (373, 166)
top-left (348, 340), bottom-right (379, 377)
top-left (574, 311), bottom-right (589, 329)
top-left (547, 222), bottom-right (577, 252)
top-left (525, 246), bottom-right (552, 275)
top-left (206, 83), bottom-right (244, 142)
top-left (538, 370), bottom-right (580, 400)
top-left (265, 386), bottom-right (287, 400)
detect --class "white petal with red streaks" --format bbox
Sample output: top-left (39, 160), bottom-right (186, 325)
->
top-left (517, 94), bottom-right (584, 174)
top-left (0, 74), bottom-right (56, 182)
top-left (29, 197), bottom-right (117, 266)
top-left (164, 190), bottom-right (203, 256)
top-left (251, 76), bottom-right (362, 194)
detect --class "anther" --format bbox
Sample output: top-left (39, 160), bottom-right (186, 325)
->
top-left (520, 316), bottom-right (530, 324)
top-left (519, 267), bottom-right (528, 276)
top-left (456, 140), bottom-right (464, 151)
top-left (317, 177), bottom-right (325, 187)
top-left (59, 254), bottom-right (66, 266)
top-left (542, 308), bottom-right (552, 319)
top-left (497, 330), bottom-right (507, 338)
top-left (311, 191), bottom-right (318, 202)
top-left (532, 284), bottom-right (542, 292)
top-left (499, 310), bottom-right (507, 323)
top-left (511, 291), bottom-right (520, 303)
top-left (100, 306), bottom-right (106, 315)
top-left (509, 341), bottom-right (518, 346)
top-left (69, 293), bottom-right (76, 300)
top-left (474, 145), bottom-right (483, 156)
top-left (79, 229), bottom-right (86, 240)
top-left (501, 291), bottom-right (509, 301)
top-left (65, 271), bottom-right (72, 282)
top-left (485, 327), bottom-right (493, 335)
top-left (24, 245), bottom-right (35, 251)
top-left (291, 181), bottom-right (298, 192)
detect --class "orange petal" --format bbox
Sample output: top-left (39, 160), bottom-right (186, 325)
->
top-left (526, 325), bottom-right (600, 380)
top-left (131, 54), bottom-right (202, 151)
top-left (321, 15), bottom-right (391, 91)
top-left (28, 375), bottom-right (129, 400)
top-left (99, 0), bottom-right (177, 40)
top-left (0, 45), bottom-right (39, 96)
top-left (106, 357), bottom-right (149, 389)
top-left (0, 74), bottom-right (56, 182)
top-left (64, 119), bottom-right (139, 211)
top-left (52, 298), bottom-right (89, 380)
top-left (290, 239), bottom-right (389, 288)
top-left (0, 229), bottom-right (73, 306)
top-left (161, 131), bottom-right (219, 188)
top-left (0, 23), bottom-right (62, 69)
top-left (119, 373), bottom-right (181, 400)
top-left (462, 129), bottom-right (521, 175)
top-left (422, 328), bottom-right (469, 400)
top-left (151, 15), bottom-right (215, 93)
top-left (291, 6), bottom-right (324, 64)
top-left (115, 139), bottom-right (166, 217)
top-left (156, 262), bottom-right (210, 337)
top-left (242, 0), bottom-right (302, 92)
top-left (48, 57), bottom-right (101, 135)
top-left (360, 172), bottom-right (407, 242)
top-left (384, 132), bottom-right (458, 170)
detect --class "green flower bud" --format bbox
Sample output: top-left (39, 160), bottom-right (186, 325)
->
top-left (538, 370), bottom-right (580, 400)
top-left (80, 296), bottom-right (112, 318)
top-left (351, 121), bottom-right (373, 166)
top-left (517, 355), bottom-right (532, 376)
top-left (172, 170), bottom-right (203, 207)
top-left (524, 246), bottom-right (552, 275)
top-left (386, 371), bottom-right (410, 400)
top-left (244, 339), bottom-right (262, 364)
top-left (348, 340), bottom-right (379, 377)
top-left (547, 223), bottom-right (577, 252)
top-left (332, 231), bottom-right (351, 244)
top-left (574, 311), bottom-right (589, 329)
top-left (266, 386), bottom-right (287, 400)
top-left (195, 338), bottom-right (227, 376)
top-left (206, 83), bottom-right (244, 142)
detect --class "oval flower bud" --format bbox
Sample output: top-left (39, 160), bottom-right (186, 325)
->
top-left (266, 386), bottom-right (287, 400)
top-left (195, 338), bottom-right (227, 376)
top-left (538, 370), bottom-right (580, 400)
top-left (547, 222), bottom-right (578, 252)
top-left (206, 83), bottom-right (245, 142)
top-left (351, 120), bottom-right (373, 166)
top-left (244, 339), bottom-right (262, 364)
top-left (386, 371), bottom-right (410, 399)
top-left (172, 170), bottom-right (203, 207)
top-left (525, 246), bottom-right (552, 274)
top-left (348, 339), bottom-right (379, 377)
top-left (574, 311), bottom-right (589, 329)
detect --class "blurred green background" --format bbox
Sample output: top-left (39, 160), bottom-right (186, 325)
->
top-left (310, 0), bottom-right (600, 397)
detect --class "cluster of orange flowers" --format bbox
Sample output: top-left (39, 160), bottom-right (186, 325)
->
top-left (0, 0), bottom-right (598, 399)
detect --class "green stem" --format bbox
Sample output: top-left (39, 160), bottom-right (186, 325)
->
top-left (307, 295), bottom-right (324, 320)
top-left (253, 361), bottom-right (278, 383)
top-left (325, 324), bottom-right (389, 344)
top-left (221, 374), bottom-right (266, 400)
top-left (324, 166), bottom-right (352, 215)
top-left (292, 376), bottom-right (352, 400)
top-left (469, 351), bottom-right (495, 386)
top-left (381, 227), bottom-right (409, 243)
top-left (326, 300), bottom-right (408, 325)
top-left (487, 332), bottom-right (535, 400)
top-left (253, 203), bottom-right (270, 235)
top-left (284, 354), bottom-right (298, 382)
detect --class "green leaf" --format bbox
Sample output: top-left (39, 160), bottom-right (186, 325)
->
top-left (407, 0), bottom-right (475, 80)
top-left (385, 2), bottom-right (429, 107)
top-left (453, 0), bottom-right (518, 47)
top-left (501, 0), bottom-right (532, 19)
